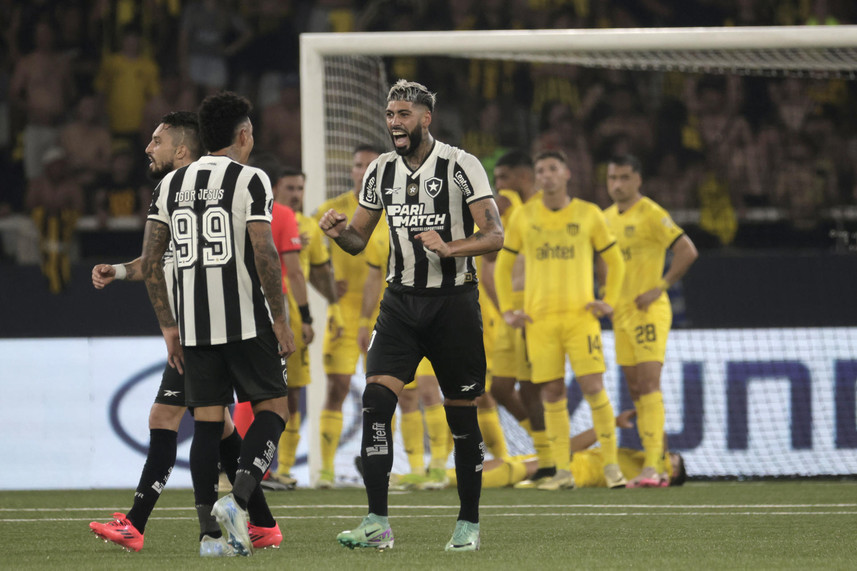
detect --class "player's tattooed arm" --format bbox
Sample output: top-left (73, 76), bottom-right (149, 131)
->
top-left (457, 198), bottom-right (504, 256)
top-left (328, 207), bottom-right (382, 256)
top-left (124, 257), bottom-right (143, 281)
top-left (141, 221), bottom-right (176, 329)
top-left (248, 221), bottom-right (287, 322)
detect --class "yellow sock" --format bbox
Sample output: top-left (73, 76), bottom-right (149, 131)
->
top-left (530, 429), bottom-right (554, 469)
top-left (277, 411), bottom-right (301, 475)
top-left (585, 389), bottom-right (618, 465)
top-left (478, 407), bottom-right (509, 460)
top-left (319, 410), bottom-right (343, 473)
top-left (544, 399), bottom-right (570, 470)
top-left (424, 403), bottom-right (449, 469)
top-left (401, 410), bottom-right (425, 473)
top-left (637, 391), bottom-right (666, 469)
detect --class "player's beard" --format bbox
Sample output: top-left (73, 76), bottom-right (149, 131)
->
top-left (391, 124), bottom-right (422, 157)
top-left (147, 159), bottom-right (174, 182)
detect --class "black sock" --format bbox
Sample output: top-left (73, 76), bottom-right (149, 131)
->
top-left (126, 429), bottom-right (177, 534)
top-left (360, 383), bottom-right (398, 517)
top-left (445, 405), bottom-right (483, 524)
top-left (220, 428), bottom-right (275, 528)
top-left (191, 420), bottom-right (223, 538)
top-left (233, 410), bottom-right (285, 510)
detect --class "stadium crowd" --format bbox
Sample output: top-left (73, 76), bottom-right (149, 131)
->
top-left (1, 0), bottom-right (856, 277)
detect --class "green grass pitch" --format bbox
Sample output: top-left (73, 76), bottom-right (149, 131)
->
top-left (2, 482), bottom-right (855, 570)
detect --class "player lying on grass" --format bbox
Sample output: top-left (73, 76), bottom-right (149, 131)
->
top-left (388, 410), bottom-right (686, 489)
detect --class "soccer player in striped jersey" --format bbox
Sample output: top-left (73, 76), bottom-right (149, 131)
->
top-left (143, 92), bottom-right (293, 557)
top-left (89, 111), bottom-right (282, 555)
top-left (321, 79), bottom-right (504, 552)
top-left (496, 150), bottom-right (627, 491)
top-left (600, 155), bottom-right (698, 488)
top-left (357, 218), bottom-right (449, 490)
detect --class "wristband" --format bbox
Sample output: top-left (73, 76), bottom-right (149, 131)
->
top-left (359, 317), bottom-right (373, 329)
top-left (112, 264), bottom-right (127, 280)
top-left (298, 304), bottom-right (312, 324)
top-left (658, 278), bottom-right (670, 291)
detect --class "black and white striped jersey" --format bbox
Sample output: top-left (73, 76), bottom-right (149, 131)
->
top-left (358, 140), bottom-right (494, 291)
top-left (148, 155), bottom-right (274, 346)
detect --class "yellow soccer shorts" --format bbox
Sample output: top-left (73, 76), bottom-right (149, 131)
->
top-left (322, 293), bottom-right (366, 376)
top-left (492, 319), bottom-right (532, 381)
top-left (613, 296), bottom-right (672, 367)
top-left (526, 313), bottom-right (606, 383)
top-left (286, 293), bottom-right (311, 387)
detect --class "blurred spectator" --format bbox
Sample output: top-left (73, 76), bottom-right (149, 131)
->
top-left (695, 154), bottom-right (737, 247)
top-left (92, 147), bottom-right (148, 228)
top-left (644, 152), bottom-right (701, 211)
top-left (259, 75), bottom-right (302, 168)
top-left (178, 0), bottom-right (253, 95)
top-left (236, 0), bottom-right (301, 106)
top-left (532, 100), bottom-right (594, 201)
top-left (59, 94), bottom-right (113, 195)
top-left (773, 134), bottom-right (837, 232)
top-left (140, 73), bottom-right (198, 149)
top-left (10, 19), bottom-right (74, 180)
top-left (94, 25), bottom-right (160, 144)
top-left (689, 76), bottom-right (761, 211)
top-left (25, 147), bottom-right (83, 293)
top-left (591, 83), bottom-right (654, 160)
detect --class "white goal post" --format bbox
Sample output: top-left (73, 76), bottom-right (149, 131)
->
top-left (298, 26), bottom-right (857, 485)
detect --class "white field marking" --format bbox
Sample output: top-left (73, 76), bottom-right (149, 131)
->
top-left (4, 503), bottom-right (856, 513)
top-left (9, 510), bottom-right (857, 523)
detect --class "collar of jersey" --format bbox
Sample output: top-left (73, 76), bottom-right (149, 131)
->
top-left (397, 139), bottom-right (438, 177)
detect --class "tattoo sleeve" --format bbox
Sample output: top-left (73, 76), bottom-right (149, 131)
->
top-left (125, 257), bottom-right (143, 281)
top-left (141, 222), bottom-right (176, 329)
top-left (248, 221), bottom-right (287, 322)
top-left (333, 208), bottom-right (382, 256)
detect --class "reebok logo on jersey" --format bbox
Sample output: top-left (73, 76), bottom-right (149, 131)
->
top-left (384, 186), bottom-right (401, 195)
top-left (388, 203), bottom-right (447, 231)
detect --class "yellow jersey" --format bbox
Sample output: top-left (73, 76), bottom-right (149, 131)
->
top-left (313, 191), bottom-right (386, 305)
top-left (295, 211), bottom-right (329, 279)
top-left (604, 197), bottom-right (685, 305)
top-left (505, 197), bottom-right (616, 320)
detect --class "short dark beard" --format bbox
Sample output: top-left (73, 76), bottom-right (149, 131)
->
top-left (391, 124), bottom-right (422, 157)
top-left (147, 160), bottom-right (174, 182)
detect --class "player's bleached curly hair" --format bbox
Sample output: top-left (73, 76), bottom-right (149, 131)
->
top-left (387, 79), bottom-right (436, 112)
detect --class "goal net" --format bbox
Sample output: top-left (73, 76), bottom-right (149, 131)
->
top-left (299, 26), bottom-right (857, 484)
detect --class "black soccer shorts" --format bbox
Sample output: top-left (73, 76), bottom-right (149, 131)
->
top-left (183, 329), bottom-right (288, 407)
top-left (366, 286), bottom-right (486, 401)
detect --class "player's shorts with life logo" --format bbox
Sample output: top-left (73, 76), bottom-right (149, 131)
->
top-left (612, 295), bottom-right (672, 366)
top-left (526, 312), bottom-right (606, 383)
top-left (183, 328), bottom-right (288, 407)
top-left (366, 285), bottom-right (486, 400)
